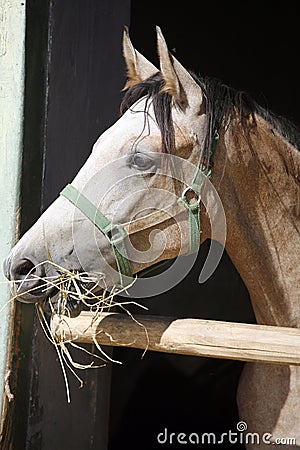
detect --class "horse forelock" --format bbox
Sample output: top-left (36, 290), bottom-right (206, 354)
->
top-left (120, 73), bottom-right (175, 154)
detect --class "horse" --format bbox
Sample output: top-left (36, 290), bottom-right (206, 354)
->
top-left (4, 26), bottom-right (300, 448)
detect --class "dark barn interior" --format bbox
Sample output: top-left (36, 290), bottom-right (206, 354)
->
top-left (6, 1), bottom-right (299, 449)
top-left (110, 3), bottom-right (300, 449)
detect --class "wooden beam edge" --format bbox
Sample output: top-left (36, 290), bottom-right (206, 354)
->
top-left (50, 312), bottom-right (300, 366)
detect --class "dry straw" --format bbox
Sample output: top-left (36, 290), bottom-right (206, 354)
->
top-left (1, 260), bottom-right (149, 403)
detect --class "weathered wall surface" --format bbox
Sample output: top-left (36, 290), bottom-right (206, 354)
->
top-left (0, 0), bottom-right (26, 420)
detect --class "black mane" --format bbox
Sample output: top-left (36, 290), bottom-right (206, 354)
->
top-left (120, 72), bottom-right (300, 159)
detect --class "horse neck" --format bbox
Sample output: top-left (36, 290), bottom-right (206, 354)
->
top-left (214, 115), bottom-right (300, 327)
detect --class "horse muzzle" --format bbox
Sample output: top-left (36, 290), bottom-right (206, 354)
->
top-left (3, 251), bottom-right (85, 317)
top-left (3, 253), bottom-right (54, 303)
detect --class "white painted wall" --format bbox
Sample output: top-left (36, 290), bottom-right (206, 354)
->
top-left (0, 0), bottom-right (26, 417)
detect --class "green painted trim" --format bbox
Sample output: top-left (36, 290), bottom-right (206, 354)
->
top-left (0, 0), bottom-right (26, 418)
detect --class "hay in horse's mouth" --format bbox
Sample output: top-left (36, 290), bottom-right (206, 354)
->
top-left (40, 267), bottom-right (109, 318)
top-left (3, 259), bottom-right (147, 402)
top-left (33, 265), bottom-right (147, 403)
top-left (8, 260), bottom-right (139, 321)
top-left (42, 287), bottom-right (84, 318)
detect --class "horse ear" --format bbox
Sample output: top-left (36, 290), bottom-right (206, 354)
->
top-left (122, 26), bottom-right (158, 90)
top-left (156, 26), bottom-right (203, 109)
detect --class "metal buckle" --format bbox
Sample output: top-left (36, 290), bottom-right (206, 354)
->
top-left (105, 224), bottom-right (128, 245)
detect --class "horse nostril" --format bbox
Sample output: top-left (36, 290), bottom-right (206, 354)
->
top-left (7, 257), bottom-right (47, 301)
top-left (10, 258), bottom-right (42, 283)
top-left (16, 260), bottom-right (36, 277)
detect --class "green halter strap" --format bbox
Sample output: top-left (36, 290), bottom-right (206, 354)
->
top-left (60, 133), bottom-right (219, 287)
top-left (60, 184), bottom-right (132, 287)
top-left (180, 133), bottom-right (219, 254)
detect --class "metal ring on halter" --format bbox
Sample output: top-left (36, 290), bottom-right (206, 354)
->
top-left (181, 186), bottom-right (201, 211)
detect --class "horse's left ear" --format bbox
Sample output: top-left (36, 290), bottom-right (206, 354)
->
top-left (123, 26), bottom-right (158, 90)
top-left (156, 26), bottom-right (203, 110)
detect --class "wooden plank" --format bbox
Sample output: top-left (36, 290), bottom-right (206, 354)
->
top-left (0, 0), bottom-right (26, 444)
top-left (24, 3), bottom-right (131, 450)
top-left (51, 312), bottom-right (300, 366)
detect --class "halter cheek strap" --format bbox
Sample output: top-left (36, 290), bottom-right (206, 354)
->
top-left (60, 133), bottom-right (219, 287)
top-left (60, 184), bottom-right (132, 287)
top-left (181, 133), bottom-right (219, 254)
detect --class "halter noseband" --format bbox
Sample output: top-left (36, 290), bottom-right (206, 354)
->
top-left (60, 134), bottom-right (219, 287)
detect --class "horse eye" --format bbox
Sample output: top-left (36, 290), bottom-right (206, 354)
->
top-left (131, 152), bottom-right (155, 171)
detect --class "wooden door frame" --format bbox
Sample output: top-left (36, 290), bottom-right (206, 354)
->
top-left (1, 1), bottom-right (131, 448)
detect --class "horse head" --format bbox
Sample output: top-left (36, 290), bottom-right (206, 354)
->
top-left (4, 27), bottom-right (225, 314)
